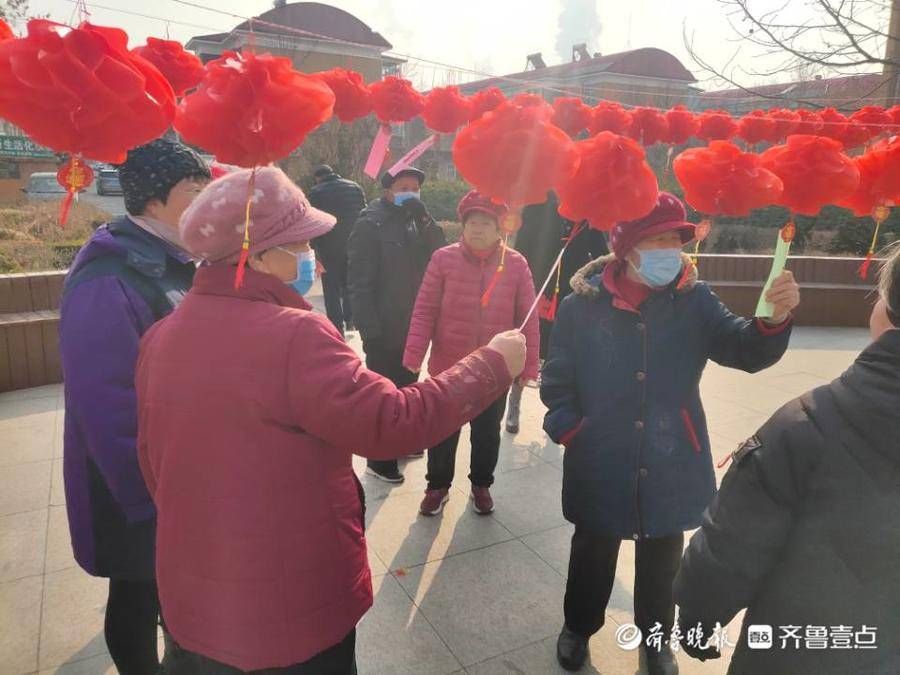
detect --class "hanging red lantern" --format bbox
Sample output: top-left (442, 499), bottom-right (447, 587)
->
top-left (132, 37), bottom-right (204, 98)
top-left (888, 105), bottom-right (900, 131)
top-left (551, 97), bottom-right (593, 137)
top-left (768, 108), bottom-right (800, 141)
top-left (468, 87), bottom-right (506, 122)
top-left (422, 85), bottom-right (472, 133)
top-left (794, 109), bottom-right (824, 135)
top-left (697, 110), bottom-right (738, 141)
top-left (452, 94), bottom-right (579, 207)
top-left (628, 107), bottom-right (669, 146)
top-left (817, 107), bottom-right (849, 143)
top-left (56, 156), bottom-right (94, 225)
top-left (313, 68), bottom-right (372, 123)
top-left (673, 141), bottom-right (783, 217)
top-left (849, 105), bottom-right (892, 140)
top-left (736, 110), bottom-right (778, 146)
top-left (760, 135), bottom-right (860, 216)
top-left (0, 20), bottom-right (176, 164)
top-left (556, 131), bottom-right (659, 230)
top-left (0, 19), bottom-right (13, 40)
top-left (665, 105), bottom-right (699, 145)
top-left (174, 50), bottom-right (334, 167)
top-left (589, 101), bottom-right (633, 136)
top-left (369, 75), bottom-right (425, 123)
top-left (835, 138), bottom-right (900, 216)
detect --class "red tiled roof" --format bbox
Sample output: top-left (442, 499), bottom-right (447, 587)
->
top-left (189, 2), bottom-right (392, 50)
top-left (700, 73), bottom-right (888, 105)
top-left (460, 48), bottom-right (697, 92)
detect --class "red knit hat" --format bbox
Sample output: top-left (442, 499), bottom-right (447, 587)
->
top-left (609, 191), bottom-right (696, 258)
top-left (457, 190), bottom-right (509, 224)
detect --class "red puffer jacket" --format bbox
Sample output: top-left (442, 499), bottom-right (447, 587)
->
top-left (403, 241), bottom-right (540, 381)
top-left (136, 264), bottom-right (511, 671)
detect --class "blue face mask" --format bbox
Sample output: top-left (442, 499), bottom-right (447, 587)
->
top-left (632, 248), bottom-right (683, 287)
top-left (393, 191), bottom-right (420, 206)
top-left (278, 247), bottom-right (317, 296)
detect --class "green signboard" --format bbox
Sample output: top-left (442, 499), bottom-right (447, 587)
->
top-left (0, 134), bottom-right (55, 159)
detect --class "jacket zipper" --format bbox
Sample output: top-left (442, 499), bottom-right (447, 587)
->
top-left (681, 408), bottom-right (702, 454)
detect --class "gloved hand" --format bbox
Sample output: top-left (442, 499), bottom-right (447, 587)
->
top-left (677, 619), bottom-right (722, 662)
top-left (401, 197), bottom-right (433, 227)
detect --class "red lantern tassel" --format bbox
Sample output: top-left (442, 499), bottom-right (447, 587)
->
top-left (858, 252), bottom-right (874, 281)
top-left (233, 168), bottom-right (257, 289)
top-left (481, 239), bottom-right (508, 307)
top-left (58, 190), bottom-right (75, 227)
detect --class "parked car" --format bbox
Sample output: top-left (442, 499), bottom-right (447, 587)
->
top-left (96, 168), bottom-right (123, 196)
top-left (21, 172), bottom-right (67, 201)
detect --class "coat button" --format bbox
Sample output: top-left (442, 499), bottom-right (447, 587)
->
top-left (639, 468), bottom-right (648, 477)
top-left (636, 371), bottom-right (646, 381)
top-left (636, 322), bottom-right (646, 331)
top-left (633, 533), bottom-right (640, 541)
top-left (635, 420), bottom-right (644, 431)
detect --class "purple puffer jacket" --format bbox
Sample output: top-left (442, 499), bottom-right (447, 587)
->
top-left (60, 217), bottom-right (195, 579)
top-left (403, 241), bottom-right (540, 380)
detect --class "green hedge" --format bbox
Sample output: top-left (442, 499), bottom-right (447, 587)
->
top-left (421, 179), bottom-right (471, 222)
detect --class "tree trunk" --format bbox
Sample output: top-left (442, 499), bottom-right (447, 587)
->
top-left (885, 0), bottom-right (900, 106)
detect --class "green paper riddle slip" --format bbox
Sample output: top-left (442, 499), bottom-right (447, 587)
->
top-left (755, 224), bottom-right (795, 318)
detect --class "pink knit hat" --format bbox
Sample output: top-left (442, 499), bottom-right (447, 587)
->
top-left (609, 191), bottom-right (696, 259)
top-left (179, 167), bottom-right (335, 263)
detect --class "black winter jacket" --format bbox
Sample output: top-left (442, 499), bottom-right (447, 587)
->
top-left (347, 197), bottom-right (446, 351)
top-left (307, 174), bottom-right (366, 266)
top-left (674, 329), bottom-right (900, 675)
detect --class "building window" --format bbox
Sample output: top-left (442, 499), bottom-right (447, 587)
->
top-left (0, 160), bottom-right (20, 179)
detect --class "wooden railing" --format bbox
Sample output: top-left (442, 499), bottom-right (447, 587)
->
top-left (0, 255), bottom-right (880, 391)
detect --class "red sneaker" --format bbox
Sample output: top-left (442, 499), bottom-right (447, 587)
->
top-left (419, 489), bottom-right (450, 516)
top-left (471, 486), bottom-right (494, 514)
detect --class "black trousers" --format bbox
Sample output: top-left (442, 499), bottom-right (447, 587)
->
top-left (104, 578), bottom-right (160, 675)
top-left (364, 345), bottom-right (418, 474)
top-left (426, 393), bottom-right (508, 490)
top-left (321, 258), bottom-right (352, 332)
top-left (564, 527), bottom-right (684, 640)
top-left (160, 629), bottom-right (356, 674)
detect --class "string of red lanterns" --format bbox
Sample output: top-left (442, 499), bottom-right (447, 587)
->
top-left (0, 17), bottom-right (897, 279)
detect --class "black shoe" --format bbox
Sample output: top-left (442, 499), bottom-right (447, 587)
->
top-left (365, 466), bottom-right (405, 483)
top-left (556, 625), bottom-right (588, 671)
top-left (505, 421), bottom-right (519, 435)
top-left (645, 645), bottom-right (679, 675)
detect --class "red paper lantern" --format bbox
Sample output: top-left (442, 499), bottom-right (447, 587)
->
top-left (817, 107), bottom-right (849, 143)
top-left (665, 105), bottom-right (699, 145)
top-left (556, 131), bottom-right (659, 230)
top-left (312, 68), bottom-right (372, 123)
top-left (468, 87), bottom-right (506, 122)
top-left (589, 101), bottom-right (632, 136)
top-left (423, 85), bottom-right (471, 133)
top-left (736, 110), bottom-right (778, 146)
top-left (850, 105), bottom-right (892, 138)
top-left (697, 110), bottom-right (738, 142)
top-left (452, 94), bottom-right (579, 207)
top-left (551, 97), bottom-right (593, 137)
top-left (760, 135), bottom-right (860, 216)
top-left (794, 109), bottom-right (824, 135)
top-left (768, 109), bottom-right (800, 141)
top-left (673, 141), bottom-right (783, 217)
top-left (0, 19), bottom-right (13, 41)
top-left (888, 105), bottom-right (900, 130)
top-left (835, 138), bottom-right (900, 216)
top-left (628, 107), bottom-right (669, 146)
top-left (369, 75), bottom-right (425, 123)
top-left (0, 20), bottom-right (176, 164)
top-left (132, 37), bottom-right (204, 97)
top-left (174, 50), bottom-right (334, 167)
top-left (56, 156), bottom-right (94, 225)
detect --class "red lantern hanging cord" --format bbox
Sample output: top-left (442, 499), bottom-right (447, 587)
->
top-left (859, 205), bottom-right (890, 280)
top-left (233, 167), bottom-right (258, 290)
